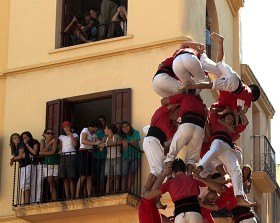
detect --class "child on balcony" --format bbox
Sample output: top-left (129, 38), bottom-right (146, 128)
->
top-left (100, 123), bottom-right (122, 194)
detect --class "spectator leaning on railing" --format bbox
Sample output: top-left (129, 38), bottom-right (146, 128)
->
top-left (39, 128), bottom-right (60, 201)
top-left (76, 120), bottom-right (101, 198)
top-left (118, 121), bottom-right (141, 192)
top-left (21, 131), bottom-right (41, 204)
top-left (101, 123), bottom-right (123, 194)
top-left (10, 133), bottom-right (32, 204)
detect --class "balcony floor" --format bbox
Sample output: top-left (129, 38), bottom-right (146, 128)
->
top-left (13, 193), bottom-right (140, 222)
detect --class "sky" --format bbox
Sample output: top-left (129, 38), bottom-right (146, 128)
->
top-left (240, 0), bottom-right (280, 163)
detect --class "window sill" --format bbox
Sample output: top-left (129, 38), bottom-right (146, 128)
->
top-left (49, 35), bottom-right (134, 55)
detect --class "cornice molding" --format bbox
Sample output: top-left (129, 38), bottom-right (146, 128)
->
top-left (227, 0), bottom-right (244, 16)
top-left (2, 35), bottom-right (192, 78)
top-left (241, 64), bottom-right (275, 118)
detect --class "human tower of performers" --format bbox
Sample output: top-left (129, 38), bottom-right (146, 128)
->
top-left (139, 33), bottom-right (260, 223)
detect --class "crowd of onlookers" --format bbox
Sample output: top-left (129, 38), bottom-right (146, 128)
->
top-left (64, 1), bottom-right (127, 46)
top-left (10, 116), bottom-right (142, 205)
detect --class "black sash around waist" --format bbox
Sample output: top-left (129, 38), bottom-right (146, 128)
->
top-left (231, 79), bottom-right (244, 95)
top-left (212, 131), bottom-right (234, 148)
top-left (174, 50), bottom-right (201, 60)
top-left (174, 196), bottom-right (201, 217)
top-left (231, 206), bottom-right (255, 223)
top-left (154, 66), bottom-right (176, 79)
top-left (181, 111), bottom-right (205, 129)
top-left (146, 126), bottom-right (167, 146)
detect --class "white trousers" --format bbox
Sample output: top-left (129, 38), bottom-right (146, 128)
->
top-left (199, 139), bottom-right (244, 197)
top-left (199, 53), bottom-right (222, 76)
top-left (152, 73), bottom-right (183, 97)
top-left (200, 53), bottom-right (240, 91)
top-left (199, 161), bottom-right (221, 179)
top-left (239, 217), bottom-right (257, 223)
top-left (165, 123), bottom-right (204, 165)
top-left (175, 212), bottom-right (203, 223)
top-left (173, 53), bottom-right (207, 84)
top-left (30, 164), bottom-right (43, 203)
top-left (20, 164), bottom-right (31, 190)
top-left (143, 136), bottom-right (165, 177)
top-left (234, 148), bottom-right (243, 166)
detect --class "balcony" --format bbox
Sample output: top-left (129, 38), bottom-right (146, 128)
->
top-left (11, 145), bottom-right (142, 221)
top-left (251, 135), bottom-right (277, 193)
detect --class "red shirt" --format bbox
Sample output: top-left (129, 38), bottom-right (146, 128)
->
top-left (160, 174), bottom-right (200, 203)
top-left (201, 207), bottom-right (214, 223)
top-left (200, 142), bottom-right (211, 159)
top-left (159, 56), bottom-right (179, 81)
top-left (235, 84), bottom-right (253, 108)
top-left (209, 111), bottom-right (246, 141)
top-left (216, 182), bottom-right (237, 211)
top-left (138, 198), bottom-right (161, 223)
top-left (169, 93), bottom-right (206, 118)
top-left (161, 56), bottom-right (173, 67)
top-left (150, 105), bottom-right (175, 141)
top-left (213, 85), bottom-right (253, 110)
top-left (212, 91), bottom-right (238, 110)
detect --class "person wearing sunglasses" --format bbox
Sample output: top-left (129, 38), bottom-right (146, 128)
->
top-left (39, 128), bottom-right (60, 201)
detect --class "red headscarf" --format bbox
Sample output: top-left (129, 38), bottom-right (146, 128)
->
top-left (62, 121), bottom-right (71, 128)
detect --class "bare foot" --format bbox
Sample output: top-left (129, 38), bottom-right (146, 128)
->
top-left (236, 196), bottom-right (256, 207)
top-left (210, 32), bottom-right (224, 43)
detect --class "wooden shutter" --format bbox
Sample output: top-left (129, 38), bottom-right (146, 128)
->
top-left (46, 99), bottom-right (62, 138)
top-left (112, 88), bottom-right (131, 127)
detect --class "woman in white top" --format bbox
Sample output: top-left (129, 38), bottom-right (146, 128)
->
top-left (76, 120), bottom-right (101, 198)
top-left (58, 121), bottom-right (79, 199)
top-left (100, 123), bottom-right (122, 194)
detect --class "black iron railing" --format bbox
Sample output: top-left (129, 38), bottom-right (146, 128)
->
top-left (62, 20), bottom-right (127, 48)
top-left (251, 135), bottom-right (276, 184)
top-left (12, 145), bottom-right (142, 207)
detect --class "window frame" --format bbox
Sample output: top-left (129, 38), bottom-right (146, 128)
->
top-left (45, 88), bottom-right (131, 134)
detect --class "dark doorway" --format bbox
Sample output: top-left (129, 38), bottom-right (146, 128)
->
top-left (72, 97), bottom-right (112, 135)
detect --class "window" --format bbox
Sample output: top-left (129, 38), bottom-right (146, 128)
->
top-left (61, 0), bottom-right (128, 47)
